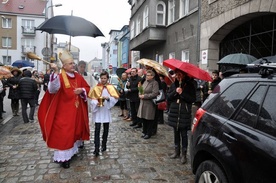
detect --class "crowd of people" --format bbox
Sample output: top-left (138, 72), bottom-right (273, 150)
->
top-left (0, 49), bottom-right (224, 169)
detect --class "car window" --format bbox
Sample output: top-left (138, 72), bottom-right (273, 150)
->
top-left (234, 85), bottom-right (266, 127)
top-left (256, 85), bottom-right (276, 137)
top-left (207, 82), bottom-right (256, 118)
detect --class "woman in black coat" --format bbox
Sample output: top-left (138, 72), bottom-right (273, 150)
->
top-left (167, 69), bottom-right (196, 164)
top-left (6, 67), bottom-right (22, 116)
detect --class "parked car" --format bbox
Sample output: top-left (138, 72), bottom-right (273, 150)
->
top-left (109, 74), bottom-right (119, 89)
top-left (190, 66), bottom-right (276, 183)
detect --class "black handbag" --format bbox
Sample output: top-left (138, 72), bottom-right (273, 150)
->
top-left (152, 89), bottom-right (166, 105)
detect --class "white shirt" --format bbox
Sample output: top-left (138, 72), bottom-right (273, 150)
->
top-left (90, 87), bottom-right (118, 123)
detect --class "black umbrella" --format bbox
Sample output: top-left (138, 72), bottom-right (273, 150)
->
top-left (116, 68), bottom-right (127, 78)
top-left (36, 15), bottom-right (104, 50)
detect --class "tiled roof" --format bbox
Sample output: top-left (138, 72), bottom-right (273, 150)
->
top-left (0, 0), bottom-right (46, 16)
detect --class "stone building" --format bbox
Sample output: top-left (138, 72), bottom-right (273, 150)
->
top-left (200, 0), bottom-right (276, 71)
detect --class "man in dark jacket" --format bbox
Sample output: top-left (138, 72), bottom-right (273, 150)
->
top-left (126, 68), bottom-right (142, 127)
top-left (18, 70), bottom-right (37, 123)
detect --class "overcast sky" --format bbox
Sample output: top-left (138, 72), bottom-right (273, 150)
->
top-left (52, 0), bottom-right (131, 61)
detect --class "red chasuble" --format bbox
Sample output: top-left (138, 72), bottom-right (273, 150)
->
top-left (38, 72), bottom-right (90, 150)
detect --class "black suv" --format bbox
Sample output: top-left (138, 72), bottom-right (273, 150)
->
top-left (190, 67), bottom-right (276, 183)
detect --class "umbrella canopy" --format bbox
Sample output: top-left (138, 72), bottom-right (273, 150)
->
top-left (137, 58), bottom-right (172, 81)
top-left (125, 68), bottom-right (132, 73)
top-left (251, 55), bottom-right (276, 65)
top-left (12, 60), bottom-right (34, 68)
top-left (116, 68), bottom-right (127, 78)
top-left (36, 15), bottom-right (104, 37)
top-left (218, 53), bottom-right (257, 65)
top-left (0, 66), bottom-right (12, 79)
top-left (163, 59), bottom-right (212, 82)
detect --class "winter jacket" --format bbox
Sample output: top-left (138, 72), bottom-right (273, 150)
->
top-left (7, 76), bottom-right (22, 99)
top-left (126, 75), bottom-right (142, 102)
top-left (18, 77), bottom-right (37, 99)
top-left (167, 79), bottom-right (196, 129)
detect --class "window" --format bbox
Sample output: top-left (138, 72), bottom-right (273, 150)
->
top-left (136, 16), bottom-right (141, 35)
top-left (2, 56), bottom-right (11, 65)
top-left (168, 0), bottom-right (175, 24)
top-left (234, 85), bottom-right (266, 127)
top-left (2, 17), bottom-right (11, 28)
top-left (22, 38), bottom-right (34, 52)
top-left (22, 19), bottom-right (35, 32)
top-left (2, 37), bottom-right (11, 48)
top-left (130, 21), bottom-right (135, 39)
top-left (180, 0), bottom-right (189, 18)
top-left (156, 2), bottom-right (166, 25)
top-left (159, 54), bottom-right (163, 64)
top-left (143, 6), bottom-right (149, 29)
top-left (181, 50), bottom-right (189, 62)
top-left (208, 82), bottom-right (256, 118)
top-left (256, 85), bottom-right (276, 137)
top-left (169, 52), bottom-right (175, 59)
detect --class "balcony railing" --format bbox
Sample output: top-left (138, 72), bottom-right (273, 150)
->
top-left (21, 26), bottom-right (36, 36)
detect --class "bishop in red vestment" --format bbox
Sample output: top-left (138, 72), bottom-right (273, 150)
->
top-left (38, 50), bottom-right (90, 168)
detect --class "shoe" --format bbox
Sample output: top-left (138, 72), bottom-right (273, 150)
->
top-left (141, 133), bottom-right (146, 138)
top-left (61, 161), bottom-right (70, 169)
top-left (0, 116), bottom-right (2, 120)
top-left (2, 111), bottom-right (6, 113)
top-left (143, 135), bottom-right (151, 139)
top-left (101, 146), bottom-right (106, 152)
top-left (118, 114), bottom-right (124, 117)
top-left (29, 119), bottom-right (34, 123)
top-left (134, 124), bottom-right (142, 128)
top-left (93, 149), bottom-right (99, 157)
top-left (129, 122), bottom-right (137, 127)
top-left (123, 116), bottom-right (129, 120)
top-left (126, 118), bottom-right (132, 121)
top-left (79, 142), bottom-right (84, 149)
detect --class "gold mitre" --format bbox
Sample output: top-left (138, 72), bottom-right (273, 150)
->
top-left (58, 50), bottom-right (73, 64)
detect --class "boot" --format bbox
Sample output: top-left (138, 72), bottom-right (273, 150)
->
top-left (170, 147), bottom-right (180, 159)
top-left (123, 109), bottom-right (128, 118)
top-left (180, 150), bottom-right (187, 164)
top-left (93, 147), bottom-right (99, 157)
top-left (15, 102), bottom-right (19, 116)
top-left (101, 141), bottom-right (106, 152)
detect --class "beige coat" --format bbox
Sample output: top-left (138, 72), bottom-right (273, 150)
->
top-left (137, 79), bottom-right (159, 120)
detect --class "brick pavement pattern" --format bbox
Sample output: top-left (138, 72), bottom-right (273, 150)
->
top-left (0, 106), bottom-right (194, 183)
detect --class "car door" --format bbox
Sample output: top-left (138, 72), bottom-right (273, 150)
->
top-left (220, 83), bottom-right (276, 183)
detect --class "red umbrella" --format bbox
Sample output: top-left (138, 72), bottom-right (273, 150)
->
top-left (125, 68), bottom-right (132, 73)
top-left (163, 59), bottom-right (212, 81)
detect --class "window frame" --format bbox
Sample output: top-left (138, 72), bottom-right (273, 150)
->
top-left (168, 0), bottom-right (175, 25)
top-left (156, 1), bottom-right (166, 26)
top-left (143, 6), bottom-right (149, 29)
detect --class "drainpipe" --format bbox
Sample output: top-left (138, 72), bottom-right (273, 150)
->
top-left (196, 0), bottom-right (201, 66)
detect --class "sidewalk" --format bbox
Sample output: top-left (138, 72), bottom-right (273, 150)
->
top-left (0, 107), bottom-right (194, 182)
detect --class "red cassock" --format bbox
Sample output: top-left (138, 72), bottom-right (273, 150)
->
top-left (38, 73), bottom-right (90, 150)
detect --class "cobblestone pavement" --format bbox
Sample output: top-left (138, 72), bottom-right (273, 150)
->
top-left (0, 106), bottom-right (195, 183)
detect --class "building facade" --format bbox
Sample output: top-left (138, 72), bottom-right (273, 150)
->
top-left (128, 0), bottom-right (199, 68)
top-left (200, 0), bottom-right (276, 71)
top-left (0, 0), bottom-right (60, 72)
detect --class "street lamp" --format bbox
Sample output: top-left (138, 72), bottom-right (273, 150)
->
top-left (1, 15), bottom-right (9, 65)
top-left (45, 3), bottom-right (62, 62)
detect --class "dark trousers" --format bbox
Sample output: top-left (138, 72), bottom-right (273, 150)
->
top-left (0, 96), bottom-right (3, 118)
top-left (34, 90), bottom-right (40, 105)
top-left (130, 101), bottom-right (140, 124)
top-left (173, 127), bottom-right (188, 151)
top-left (21, 98), bottom-right (35, 123)
top-left (11, 99), bottom-right (20, 115)
top-left (152, 106), bottom-right (160, 134)
top-left (142, 118), bottom-right (154, 136)
top-left (120, 100), bottom-right (127, 110)
top-left (94, 123), bottom-right (109, 149)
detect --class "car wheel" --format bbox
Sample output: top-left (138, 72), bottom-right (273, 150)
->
top-left (195, 160), bottom-right (228, 183)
